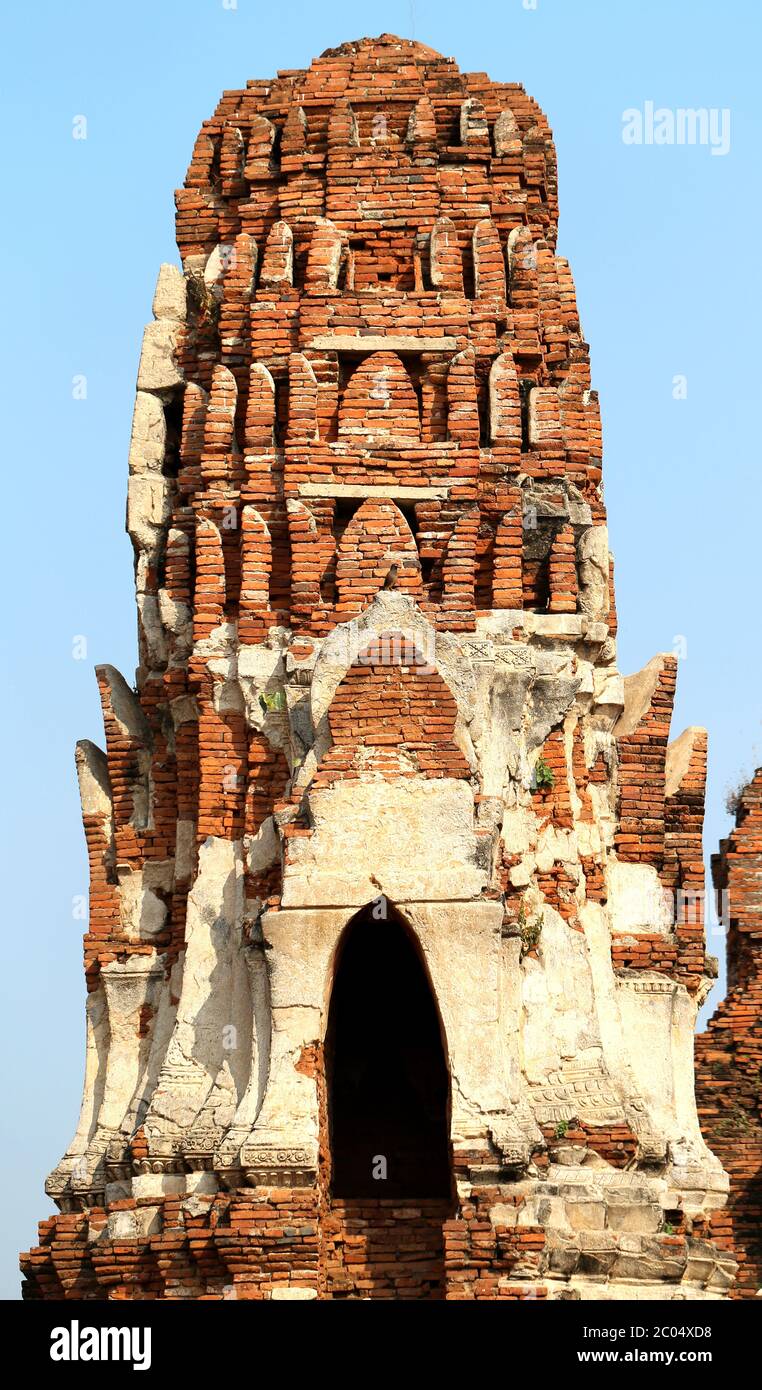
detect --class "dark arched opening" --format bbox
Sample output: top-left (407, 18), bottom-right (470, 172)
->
top-left (325, 903), bottom-right (452, 1200)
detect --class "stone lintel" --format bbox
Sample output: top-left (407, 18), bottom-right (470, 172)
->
top-left (297, 482), bottom-right (448, 500)
top-left (305, 334), bottom-right (458, 353)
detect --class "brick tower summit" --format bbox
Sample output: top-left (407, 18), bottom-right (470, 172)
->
top-left (22, 35), bottom-right (734, 1300)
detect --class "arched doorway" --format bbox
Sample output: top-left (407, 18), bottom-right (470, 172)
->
top-left (325, 902), bottom-right (452, 1200)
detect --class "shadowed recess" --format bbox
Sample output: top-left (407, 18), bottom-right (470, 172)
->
top-left (326, 904), bottom-right (452, 1199)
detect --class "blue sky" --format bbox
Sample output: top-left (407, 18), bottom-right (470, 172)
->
top-left (1, 0), bottom-right (760, 1299)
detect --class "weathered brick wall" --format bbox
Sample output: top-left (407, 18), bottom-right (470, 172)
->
top-left (22, 1191), bottom-right (320, 1301)
top-left (615, 655), bottom-right (677, 867)
top-left (696, 768), bottom-right (762, 1298)
top-left (314, 633), bottom-right (470, 784)
top-left (322, 1199), bottom-right (449, 1299)
top-left (444, 1191), bottom-right (548, 1301)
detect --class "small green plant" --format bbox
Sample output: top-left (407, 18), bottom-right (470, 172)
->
top-left (715, 1103), bottom-right (752, 1138)
top-left (259, 690), bottom-right (285, 714)
top-left (710, 1060), bottom-right (733, 1081)
top-left (554, 1120), bottom-right (569, 1139)
top-left (533, 755), bottom-right (555, 791)
top-left (724, 769), bottom-right (751, 817)
top-left (662, 1222), bottom-right (675, 1236)
top-left (187, 272), bottom-right (221, 330)
top-left (519, 908), bottom-right (543, 959)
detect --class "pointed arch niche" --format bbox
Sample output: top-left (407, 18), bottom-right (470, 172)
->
top-left (325, 901), bottom-right (452, 1200)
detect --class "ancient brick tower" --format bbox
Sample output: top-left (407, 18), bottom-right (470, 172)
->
top-left (695, 769), bottom-right (762, 1298)
top-left (22, 35), bottom-right (735, 1300)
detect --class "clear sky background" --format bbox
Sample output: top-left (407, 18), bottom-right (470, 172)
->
top-left (1, 0), bottom-right (760, 1299)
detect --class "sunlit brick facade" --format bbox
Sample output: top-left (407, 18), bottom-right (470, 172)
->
top-left (22, 35), bottom-right (735, 1301)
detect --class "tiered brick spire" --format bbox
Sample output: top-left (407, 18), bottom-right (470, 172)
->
top-left (21, 35), bottom-right (734, 1301)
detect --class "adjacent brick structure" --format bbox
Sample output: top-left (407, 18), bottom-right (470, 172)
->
top-left (695, 768), bottom-right (762, 1298)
